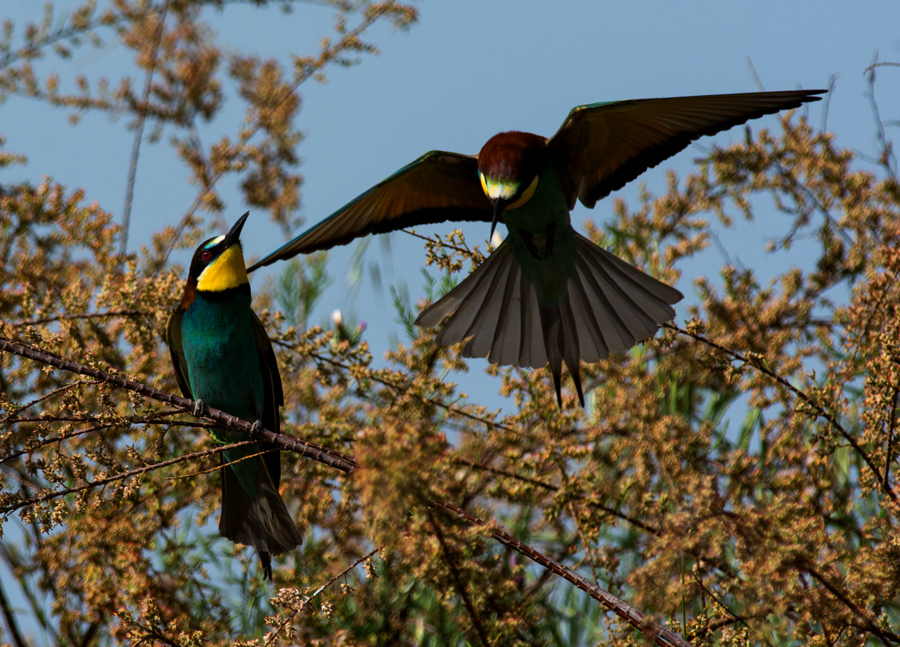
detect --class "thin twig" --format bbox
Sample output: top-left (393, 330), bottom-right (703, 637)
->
top-left (0, 577), bottom-right (26, 647)
top-left (121, 1), bottom-right (170, 256)
top-left (804, 565), bottom-right (900, 646)
top-left (264, 546), bottom-right (380, 646)
top-left (0, 379), bottom-right (95, 424)
top-left (666, 323), bottom-right (895, 501)
top-left (427, 511), bottom-right (491, 646)
top-left (432, 502), bottom-right (692, 647)
top-left (157, 5), bottom-right (401, 269)
top-left (885, 384), bottom-right (899, 491)
top-left (9, 310), bottom-right (150, 327)
top-left (0, 337), bottom-right (358, 473)
top-left (0, 440), bottom-right (252, 515)
top-left (298, 344), bottom-right (522, 436)
top-left (403, 228), bottom-right (475, 256)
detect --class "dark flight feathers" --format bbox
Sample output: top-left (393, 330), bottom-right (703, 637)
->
top-left (247, 89), bottom-right (824, 273)
top-left (247, 151), bottom-right (490, 271)
top-left (549, 89), bottom-right (824, 208)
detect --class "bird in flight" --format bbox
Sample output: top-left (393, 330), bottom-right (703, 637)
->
top-left (248, 89), bottom-right (825, 406)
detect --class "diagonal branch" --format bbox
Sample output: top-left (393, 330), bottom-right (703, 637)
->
top-left (666, 323), bottom-right (895, 501)
top-left (0, 337), bottom-right (358, 474)
top-left (427, 510), bottom-right (490, 646)
top-left (0, 440), bottom-right (251, 515)
top-left (302, 345), bottom-right (522, 436)
top-left (432, 502), bottom-right (692, 647)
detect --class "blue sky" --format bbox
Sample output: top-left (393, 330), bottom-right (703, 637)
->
top-left (4, 1), bottom-right (899, 323)
top-left (4, 1), bottom-right (898, 362)
top-left (2, 0), bottom-right (900, 641)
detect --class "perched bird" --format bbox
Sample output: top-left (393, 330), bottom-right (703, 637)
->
top-left (167, 211), bottom-right (303, 579)
top-left (248, 90), bottom-right (825, 406)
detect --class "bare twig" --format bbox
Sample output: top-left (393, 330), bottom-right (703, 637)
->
top-left (120, 2), bottom-right (170, 256)
top-left (427, 511), bottom-right (490, 646)
top-left (432, 502), bottom-right (692, 647)
top-left (9, 310), bottom-right (150, 327)
top-left (666, 323), bottom-right (896, 501)
top-left (294, 343), bottom-right (523, 436)
top-left (264, 546), bottom-right (381, 646)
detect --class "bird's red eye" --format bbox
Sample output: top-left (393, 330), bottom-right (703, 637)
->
top-left (201, 250), bottom-right (212, 261)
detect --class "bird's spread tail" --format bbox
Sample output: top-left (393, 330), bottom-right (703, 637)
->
top-left (219, 452), bottom-right (303, 580)
top-left (415, 234), bottom-right (683, 406)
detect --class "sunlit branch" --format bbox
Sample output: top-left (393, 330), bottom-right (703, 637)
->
top-left (0, 440), bottom-right (251, 515)
top-left (294, 342), bottom-right (523, 436)
top-left (264, 546), bottom-right (381, 647)
top-left (8, 309), bottom-right (151, 327)
top-left (0, 336), bottom-right (358, 474)
top-left (433, 502), bottom-right (692, 647)
top-left (427, 511), bottom-right (490, 647)
top-left (804, 564), bottom-right (900, 646)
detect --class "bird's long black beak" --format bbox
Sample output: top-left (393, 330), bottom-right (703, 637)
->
top-left (223, 211), bottom-right (250, 248)
top-left (489, 199), bottom-right (503, 240)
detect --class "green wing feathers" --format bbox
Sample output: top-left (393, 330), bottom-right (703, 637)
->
top-left (550, 89), bottom-right (825, 208)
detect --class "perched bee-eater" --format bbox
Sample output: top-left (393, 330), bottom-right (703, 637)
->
top-left (167, 212), bottom-right (303, 579)
top-left (248, 90), bottom-right (825, 406)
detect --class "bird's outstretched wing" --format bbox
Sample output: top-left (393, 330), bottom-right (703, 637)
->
top-left (247, 151), bottom-right (490, 272)
top-left (549, 89), bottom-right (826, 209)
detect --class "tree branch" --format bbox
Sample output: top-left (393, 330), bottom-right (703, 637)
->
top-left (427, 511), bottom-right (490, 646)
top-left (0, 337), bottom-right (358, 474)
top-left (666, 323), bottom-right (896, 501)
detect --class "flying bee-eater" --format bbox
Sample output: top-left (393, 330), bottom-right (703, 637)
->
top-left (167, 211), bottom-right (303, 579)
top-left (248, 89), bottom-right (825, 406)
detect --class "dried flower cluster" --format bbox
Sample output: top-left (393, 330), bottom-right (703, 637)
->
top-left (2, 3), bottom-right (899, 646)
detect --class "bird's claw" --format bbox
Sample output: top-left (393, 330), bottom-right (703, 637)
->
top-left (192, 398), bottom-right (207, 418)
top-left (249, 420), bottom-right (264, 438)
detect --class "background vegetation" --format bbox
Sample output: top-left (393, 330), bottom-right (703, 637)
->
top-left (1, 2), bottom-right (899, 645)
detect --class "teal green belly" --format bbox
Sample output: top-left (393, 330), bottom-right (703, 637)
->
top-left (181, 292), bottom-right (265, 495)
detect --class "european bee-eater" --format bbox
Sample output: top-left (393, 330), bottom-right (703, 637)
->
top-left (248, 90), bottom-right (825, 406)
top-left (167, 212), bottom-right (303, 579)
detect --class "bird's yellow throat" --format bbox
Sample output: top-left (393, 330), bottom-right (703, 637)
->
top-left (197, 244), bottom-right (250, 292)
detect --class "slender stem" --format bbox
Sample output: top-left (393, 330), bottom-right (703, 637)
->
top-left (0, 337), bottom-right (358, 474)
top-left (264, 547), bottom-right (381, 646)
top-left (0, 577), bottom-right (26, 647)
top-left (667, 323), bottom-right (895, 501)
top-left (432, 502), bottom-right (692, 647)
top-left (121, 2), bottom-right (170, 256)
top-left (428, 511), bottom-right (490, 646)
